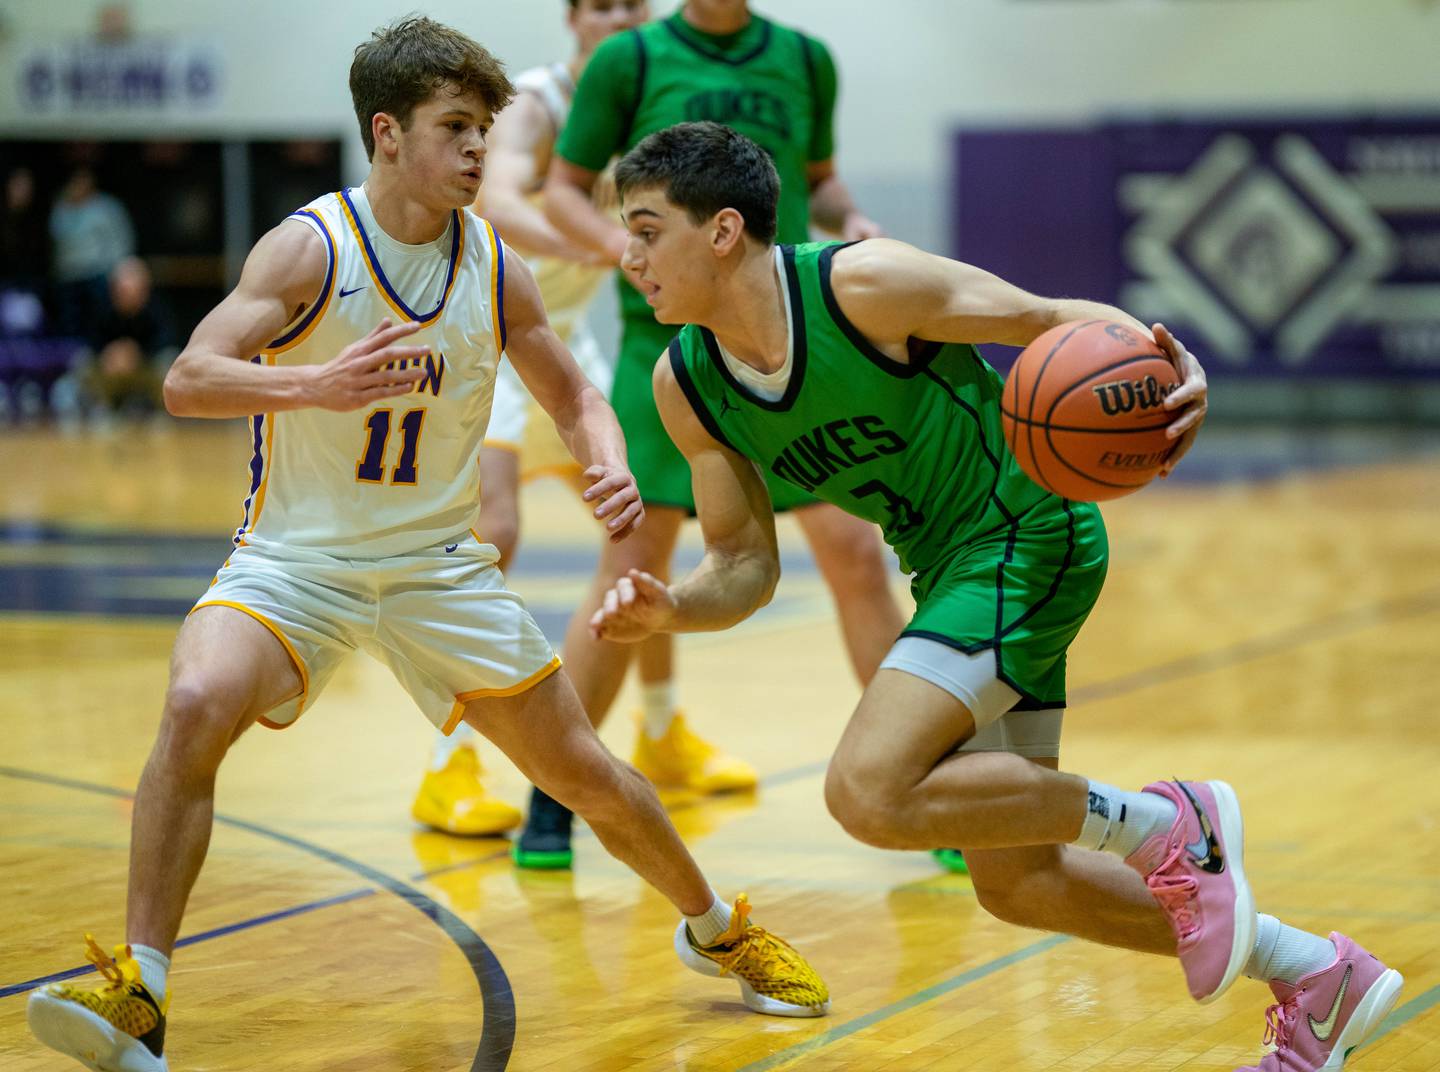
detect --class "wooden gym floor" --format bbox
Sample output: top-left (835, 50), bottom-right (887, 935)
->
top-left (1, 420), bottom-right (1437, 1071)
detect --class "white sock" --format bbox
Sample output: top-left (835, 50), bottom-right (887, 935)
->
top-left (129, 944), bottom-right (170, 1001)
top-left (641, 681), bottom-right (677, 740)
top-left (431, 723), bottom-right (476, 770)
top-left (1073, 781), bottom-right (1178, 859)
top-left (1244, 914), bottom-right (1337, 985)
top-left (684, 892), bottom-right (734, 947)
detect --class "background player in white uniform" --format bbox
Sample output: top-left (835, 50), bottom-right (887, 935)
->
top-left (26, 19), bottom-right (830, 1072)
top-left (410, 0), bottom-right (655, 846)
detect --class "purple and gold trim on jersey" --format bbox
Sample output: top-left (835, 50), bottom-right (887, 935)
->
top-left (264, 208), bottom-right (337, 352)
top-left (337, 187), bottom-right (463, 326)
top-left (233, 357), bottom-right (278, 546)
top-left (483, 218), bottom-right (506, 352)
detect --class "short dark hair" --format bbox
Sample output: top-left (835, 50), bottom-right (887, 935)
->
top-left (350, 16), bottom-right (514, 161)
top-left (615, 121), bottom-right (779, 244)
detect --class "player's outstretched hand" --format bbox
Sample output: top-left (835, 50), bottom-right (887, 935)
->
top-left (582, 463), bottom-right (645, 542)
top-left (590, 568), bottom-right (676, 642)
top-left (1154, 322), bottom-right (1207, 478)
top-left (308, 318), bottom-right (430, 410)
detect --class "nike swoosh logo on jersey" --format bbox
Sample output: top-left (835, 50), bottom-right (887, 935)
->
top-left (1308, 963), bottom-right (1352, 1042)
top-left (1177, 782), bottom-right (1226, 874)
top-left (339, 285), bottom-right (367, 298)
top-left (444, 543), bottom-right (459, 553)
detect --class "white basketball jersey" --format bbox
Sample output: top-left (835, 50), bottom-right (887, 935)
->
top-left (510, 62), bottom-right (608, 337)
top-left (234, 186), bottom-right (506, 558)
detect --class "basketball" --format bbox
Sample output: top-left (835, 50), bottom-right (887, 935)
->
top-left (1001, 320), bottom-right (1181, 501)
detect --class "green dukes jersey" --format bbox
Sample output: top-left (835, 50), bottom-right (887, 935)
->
top-left (558, 10), bottom-right (838, 324)
top-left (669, 242), bottom-right (1077, 577)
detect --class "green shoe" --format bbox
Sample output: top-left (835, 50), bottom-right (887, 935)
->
top-left (513, 787), bottom-right (573, 870)
top-left (932, 848), bottom-right (968, 874)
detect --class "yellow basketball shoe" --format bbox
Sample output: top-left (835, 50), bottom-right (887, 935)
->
top-left (675, 894), bottom-right (830, 1017)
top-left (411, 747), bottom-right (522, 837)
top-left (27, 936), bottom-right (169, 1071)
top-left (632, 712), bottom-right (758, 793)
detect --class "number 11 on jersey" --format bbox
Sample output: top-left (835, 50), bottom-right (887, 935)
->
top-left (356, 407), bottom-right (426, 485)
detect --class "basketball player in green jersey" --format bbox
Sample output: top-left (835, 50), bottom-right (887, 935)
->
top-left (528, 0), bottom-right (906, 865)
top-left (590, 123), bottom-right (1404, 1070)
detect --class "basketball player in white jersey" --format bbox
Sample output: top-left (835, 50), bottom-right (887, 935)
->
top-left (409, 0), bottom-right (677, 855)
top-left (27, 19), bottom-right (830, 1072)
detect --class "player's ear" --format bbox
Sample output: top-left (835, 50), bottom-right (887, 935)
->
top-left (372, 111), bottom-right (400, 160)
top-left (711, 208), bottom-right (745, 257)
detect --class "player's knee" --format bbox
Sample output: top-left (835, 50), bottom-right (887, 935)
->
top-left (818, 527), bottom-right (890, 597)
top-left (158, 680), bottom-right (245, 769)
top-left (823, 761), bottom-right (912, 849)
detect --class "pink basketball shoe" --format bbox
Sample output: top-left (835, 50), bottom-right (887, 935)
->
top-left (1236, 933), bottom-right (1402, 1071)
top-left (1125, 780), bottom-right (1256, 1003)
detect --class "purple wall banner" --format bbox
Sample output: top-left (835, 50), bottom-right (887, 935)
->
top-left (953, 118), bottom-right (1440, 378)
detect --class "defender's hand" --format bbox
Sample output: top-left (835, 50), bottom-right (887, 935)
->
top-left (582, 463), bottom-right (645, 542)
top-left (590, 569), bottom-right (676, 642)
top-left (1154, 323), bottom-right (1207, 478)
top-left (307, 318), bottom-right (429, 410)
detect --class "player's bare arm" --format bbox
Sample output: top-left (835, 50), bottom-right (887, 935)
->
top-left (805, 159), bottom-right (882, 241)
top-left (163, 220), bottom-right (429, 419)
top-left (501, 242), bottom-right (642, 540)
top-left (590, 357), bottom-right (780, 643)
top-left (478, 93), bottom-right (598, 262)
top-left (830, 239), bottom-right (1207, 472)
top-left (543, 156), bottom-right (629, 266)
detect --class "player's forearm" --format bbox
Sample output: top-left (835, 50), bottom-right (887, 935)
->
top-left (553, 384), bottom-right (628, 471)
top-left (163, 351), bottom-right (316, 418)
top-left (1043, 300), bottom-right (1149, 338)
top-left (542, 177), bottom-right (625, 263)
top-left (667, 551), bottom-right (779, 633)
top-left (808, 174), bottom-right (861, 235)
top-left (485, 193), bottom-right (582, 260)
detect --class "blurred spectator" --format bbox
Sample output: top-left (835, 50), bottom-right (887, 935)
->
top-left (84, 256), bottom-right (175, 414)
top-left (50, 167), bottom-right (134, 343)
top-left (1, 167), bottom-right (50, 297)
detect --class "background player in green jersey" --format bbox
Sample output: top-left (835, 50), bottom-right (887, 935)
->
top-left (587, 123), bottom-right (1403, 1068)
top-left (527, 0), bottom-right (904, 860)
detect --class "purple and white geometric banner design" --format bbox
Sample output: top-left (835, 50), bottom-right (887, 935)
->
top-left (952, 119), bottom-right (1440, 378)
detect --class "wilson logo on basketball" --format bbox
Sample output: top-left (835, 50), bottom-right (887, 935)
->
top-left (1091, 374), bottom-right (1177, 417)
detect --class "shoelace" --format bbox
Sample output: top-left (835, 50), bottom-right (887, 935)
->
top-left (701, 897), bottom-right (797, 985)
top-left (1145, 842), bottom-right (1199, 940)
top-left (1262, 993), bottom-right (1301, 1051)
top-left (82, 934), bottom-right (131, 992)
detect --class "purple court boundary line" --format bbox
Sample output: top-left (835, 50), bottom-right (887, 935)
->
top-left (0, 767), bottom-right (517, 1072)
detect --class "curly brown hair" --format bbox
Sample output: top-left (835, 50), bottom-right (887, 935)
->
top-left (350, 16), bottom-right (514, 161)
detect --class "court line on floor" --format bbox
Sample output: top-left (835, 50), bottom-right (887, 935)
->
top-left (1373, 982), bottom-right (1440, 1048)
top-left (0, 766), bottom-right (517, 1072)
top-left (737, 934), bottom-right (1071, 1072)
